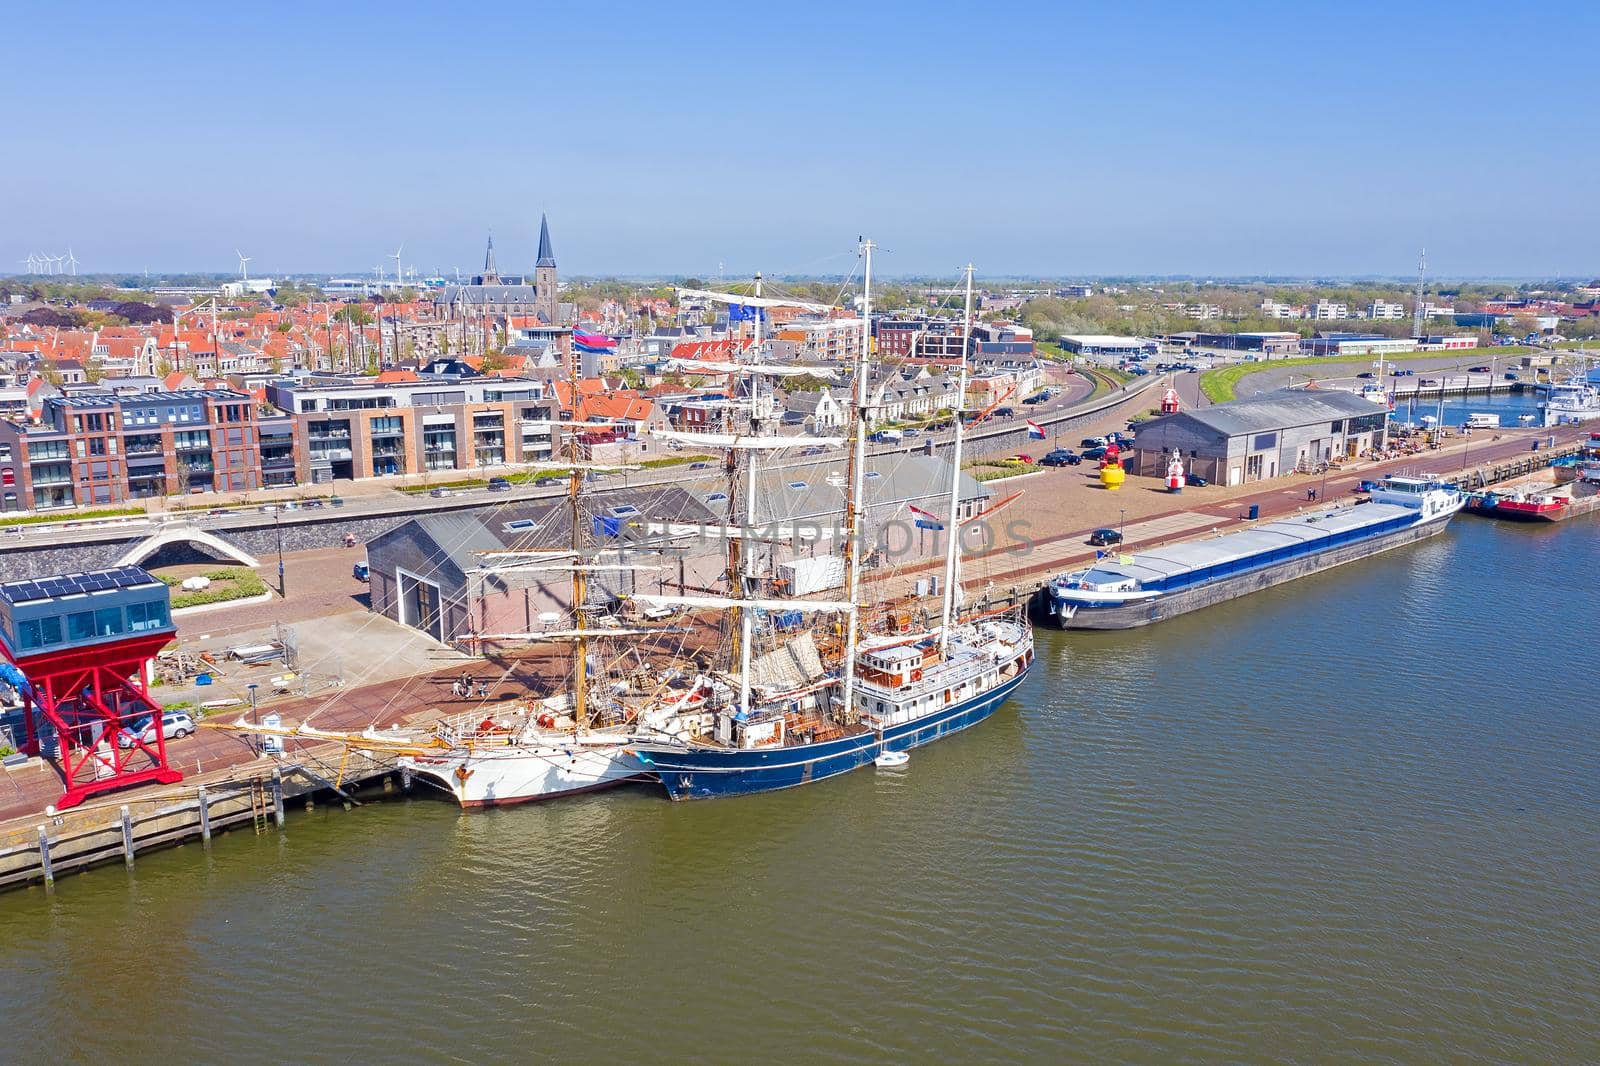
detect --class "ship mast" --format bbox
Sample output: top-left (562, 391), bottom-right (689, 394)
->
top-left (938, 264), bottom-right (974, 656)
top-left (567, 352), bottom-right (589, 732)
top-left (737, 272), bottom-right (763, 714)
top-left (840, 239), bottom-right (872, 722)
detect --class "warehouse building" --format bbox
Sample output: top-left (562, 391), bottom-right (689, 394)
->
top-left (1302, 333), bottom-right (1418, 358)
top-left (1129, 388), bottom-right (1388, 485)
top-left (1058, 335), bottom-right (1158, 358)
top-left (1189, 331), bottom-right (1302, 355)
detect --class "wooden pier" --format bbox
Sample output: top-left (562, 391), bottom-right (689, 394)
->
top-left (0, 742), bottom-right (403, 893)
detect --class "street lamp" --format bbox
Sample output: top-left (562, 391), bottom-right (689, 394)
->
top-left (274, 507), bottom-right (286, 597)
top-left (1118, 507), bottom-right (1126, 545)
top-left (246, 683), bottom-right (260, 755)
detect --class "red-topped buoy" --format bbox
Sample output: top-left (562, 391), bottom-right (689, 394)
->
top-left (1161, 387), bottom-right (1180, 414)
top-left (1166, 456), bottom-right (1186, 493)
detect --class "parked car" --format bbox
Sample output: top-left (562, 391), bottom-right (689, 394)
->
top-left (1419, 379), bottom-right (1439, 387)
top-left (993, 406), bottom-right (1016, 418)
top-left (1393, 368), bottom-right (1415, 376)
top-left (1469, 365), bottom-right (1491, 373)
top-left (1080, 436), bottom-right (1107, 448)
top-left (352, 561), bottom-right (370, 582)
top-left (1003, 454), bottom-right (1035, 464)
top-left (1040, 449), bottom-right (1081, 467)
top-left (1087, 528), bottom-right (1123, 547)
top-left (302, 499), bottom-right (325, 509)
top-left (1184, 473), bottom-right (1210, 487)
top-left (1023, 394), bottom-right (1046, 405)
top-left (1081, 446), bottom-right (1112, 461)
top-left (428, 487), bottom-right (453, 498)
top-left (118, 712), bottom-right (196, 749)
top-left (1356, 479), bottom-right (1382, 493)
top-left (1357, 372), bottom-right (1376, 379)
top-left (534, 476), bottom-right (561, 486)
top-left (486, 477), bottom-right (512, 492)
top-left (1504, 371), bottom-right (1520, 381)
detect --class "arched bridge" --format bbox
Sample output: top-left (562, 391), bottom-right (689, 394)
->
top-left (114, 523), bottom-right (261, 569)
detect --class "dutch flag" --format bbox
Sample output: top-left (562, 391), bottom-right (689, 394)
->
top-left (1027, 419), bottom-right (1046, 440)
top-left (909, 504), bottom-right (945, 531)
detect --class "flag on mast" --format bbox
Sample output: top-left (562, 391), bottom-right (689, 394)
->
top-left (908, 504), bottom-right (945, 531)
top-left (1027, 419), bottom-right (1046, 440)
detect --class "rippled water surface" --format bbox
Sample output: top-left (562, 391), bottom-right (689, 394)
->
top-left (2, 520), bottom-right (1598, 1063)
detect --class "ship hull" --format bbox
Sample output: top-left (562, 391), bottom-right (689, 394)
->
top-left (400, 743), bottom-right (649, 808)
top-left (1047, 513), bottom-right (1451, 630)
top-left (636, 666), bottom-right (1030, 801)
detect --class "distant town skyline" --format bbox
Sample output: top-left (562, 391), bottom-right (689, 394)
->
top-left (8, 1), bottom-right (1598, 279)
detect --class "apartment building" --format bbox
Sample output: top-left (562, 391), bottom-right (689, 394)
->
top-left (1259, 300), bottom-right (1302, 319)
top-left (874, 317), bottom-right (966, 359)
top-left (264, 377), bottom-right (558, 484)
top-left (0, 390), bottom-right (260, 511)
top-left (1368, 300), bottom-right (1407, 320)
top-left (775, 318), bottom-right (861, 362)
top-left (1311, 300), bottom-right (1350, 320)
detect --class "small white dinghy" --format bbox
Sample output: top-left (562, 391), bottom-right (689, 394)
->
top-left (874, 750), bottom-right (909, 769)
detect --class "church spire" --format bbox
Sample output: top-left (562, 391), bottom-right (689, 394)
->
top-left (483, 232), bottom-right (497, 275)
top-left (535, 213), bottom-right (556, 268)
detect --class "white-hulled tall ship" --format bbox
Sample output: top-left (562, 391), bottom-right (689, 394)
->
top-left (628, 249), bottom-right (1035, 799)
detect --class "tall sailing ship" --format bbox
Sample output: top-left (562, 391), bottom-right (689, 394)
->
top-left (628, 245), bottom-right (1036, 799)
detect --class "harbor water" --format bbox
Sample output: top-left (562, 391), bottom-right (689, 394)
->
top-left (2, 518), bottom-right (1597, 1062)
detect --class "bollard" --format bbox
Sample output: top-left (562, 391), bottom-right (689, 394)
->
top-left (120, 805), bottom-right (135, 866)
top-left (198, 785), bottom-right (212, 842)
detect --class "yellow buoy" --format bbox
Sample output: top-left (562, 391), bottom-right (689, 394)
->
top-left (1099, 463), bottom-right (1125, 491)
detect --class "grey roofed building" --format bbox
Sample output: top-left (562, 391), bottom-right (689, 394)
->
top-left (365, 484), bottom-right (723, 643)
top-left (1129, 388), bottom-right (1389, 486)
top-left (1177, 388), bottom-right (1384, 437)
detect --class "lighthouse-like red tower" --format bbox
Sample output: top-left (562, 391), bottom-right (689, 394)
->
top-left (0, 567), bottom-right (181, 810)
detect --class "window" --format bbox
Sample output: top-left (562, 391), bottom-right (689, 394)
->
top-left (128, 600), bottom-right (169, 631)
top-left (67, 611), bottom-right (95, 641)
top-left (18, 616), bottom-right (63, 649)
top-left (1251, 432), bottom-right (1277, 451)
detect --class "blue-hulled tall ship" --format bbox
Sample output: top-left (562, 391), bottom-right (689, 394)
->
top-left (628, 247), bottom-right (1035, 799)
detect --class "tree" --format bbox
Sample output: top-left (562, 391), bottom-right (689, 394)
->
top-left (337, 306), bottom-right (374, 327)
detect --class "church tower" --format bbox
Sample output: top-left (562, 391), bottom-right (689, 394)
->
top-left (478, 233), bottom-right (500, 285)
top-left (534, 213), bottom-right (558, 325)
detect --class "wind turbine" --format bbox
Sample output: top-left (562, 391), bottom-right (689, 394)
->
top-left (236, 249), bottom-right (252, 281)
top-left (390, 243), bottom-right (404, 289)
top-left (66, 248), bottom-right (78, 276)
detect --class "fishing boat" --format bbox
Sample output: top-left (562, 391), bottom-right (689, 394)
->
top-left (629, 248), bottom-right (1035, 799)
top-left (1045, 475), bottom-right (1465, 629)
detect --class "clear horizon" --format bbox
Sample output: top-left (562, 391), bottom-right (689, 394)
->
top-left (9, 1), bottom-right (1597, 279)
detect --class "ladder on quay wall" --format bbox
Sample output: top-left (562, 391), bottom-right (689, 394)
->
top-left (249, 778), bottom-right (270, 834)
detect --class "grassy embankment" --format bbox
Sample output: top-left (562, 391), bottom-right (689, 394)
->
top-left (0, 506), bottom-right (147, 529)
top-left (398, 455), bottom-right (716, 494)
top-left (1199, 347), bottom-right (1534, 403)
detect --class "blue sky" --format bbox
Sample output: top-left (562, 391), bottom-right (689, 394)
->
top-left (9, 1), bottom-right (1597, 279)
